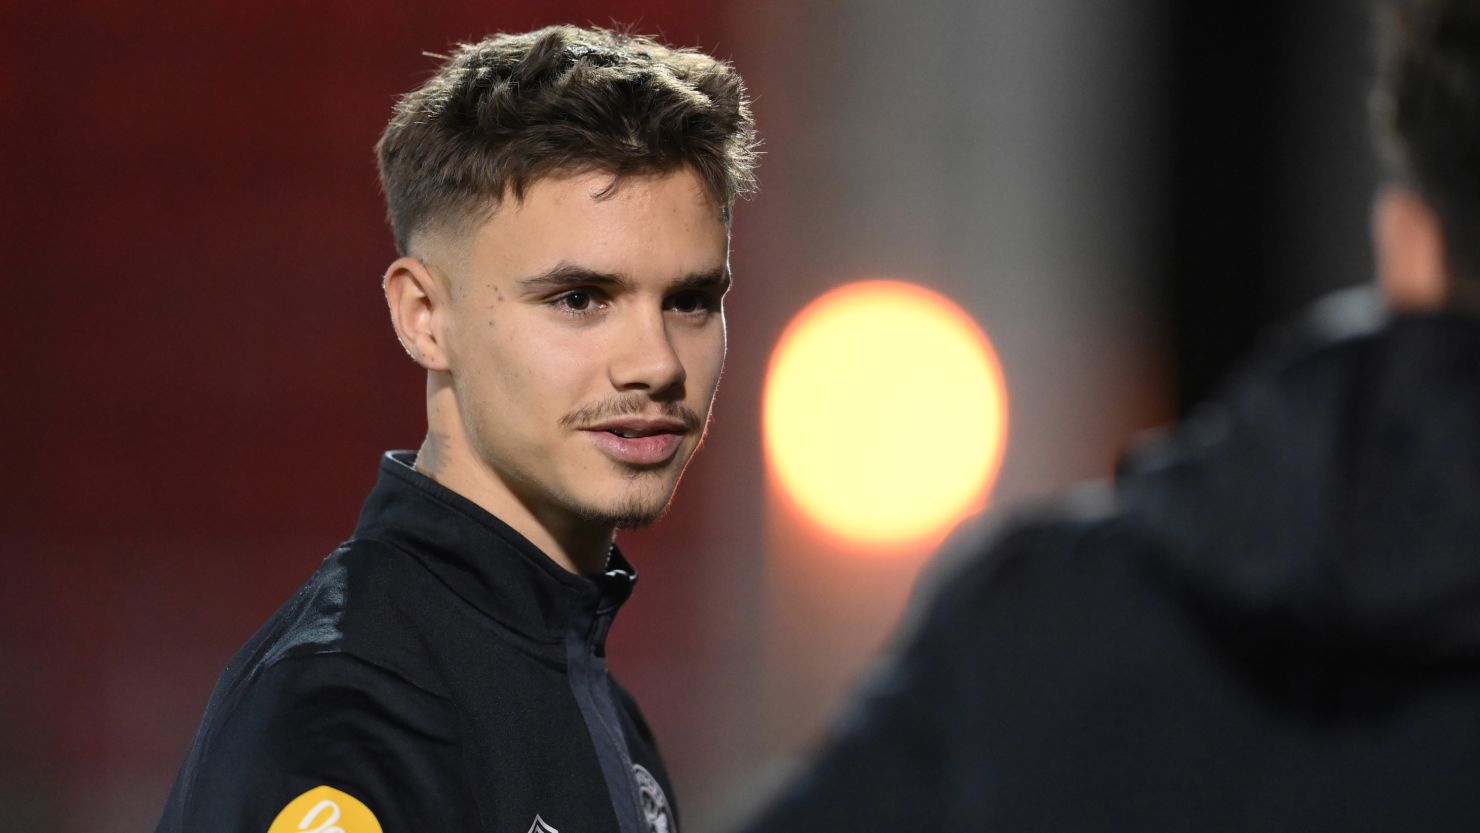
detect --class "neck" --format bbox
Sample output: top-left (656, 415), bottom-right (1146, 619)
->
top-left (416, 409), bottom-right (615, 577)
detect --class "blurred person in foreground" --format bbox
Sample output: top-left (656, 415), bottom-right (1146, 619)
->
top-left (739, 1), bottom-right (1480, 830)
top-left (155, 26), bottom-right (757, 833)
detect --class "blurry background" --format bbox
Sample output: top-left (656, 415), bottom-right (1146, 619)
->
top-left (0, 0), bottom-right (1377, 830)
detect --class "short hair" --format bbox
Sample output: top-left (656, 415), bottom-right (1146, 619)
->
top-left (1373, 0), bottom-right (1480, 284)
top-left (376, 25), bottom-right (759, 255)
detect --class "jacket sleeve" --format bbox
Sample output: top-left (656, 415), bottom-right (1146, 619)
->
top-left (162, 652), bottom-right (477, 833)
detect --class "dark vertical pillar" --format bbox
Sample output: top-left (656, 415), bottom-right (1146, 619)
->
top-left (1159, 1), bottom-right (1376, 412)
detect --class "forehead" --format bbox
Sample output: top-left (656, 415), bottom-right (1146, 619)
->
top-left (510, 167), bottom-right (724, 231)
top-left (458, 167), bottom-right (729, 278)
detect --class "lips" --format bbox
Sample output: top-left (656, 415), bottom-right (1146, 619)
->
top-left (581, 419), bottom-right (688, 466)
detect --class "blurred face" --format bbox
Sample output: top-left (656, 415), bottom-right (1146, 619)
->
top-left (438, 167), bottom-right (730, 530)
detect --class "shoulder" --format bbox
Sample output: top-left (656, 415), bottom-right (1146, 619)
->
top-left (249, 538), bottom-right (451, 697)
top-left (912, 482), bottom-right (1137, 619)
top-left (195, 650), bottom-right (456, 781)
top-left (163, 651), bottom-right (469, 833)
top-left (882, 482), bottom-right (1180, 678)
top-left (238, 650), bottom-right (452, 737)
top-left (157, 529), bottom-right (497, 832)
top-left (879, 481), bottom-right (1210, 710)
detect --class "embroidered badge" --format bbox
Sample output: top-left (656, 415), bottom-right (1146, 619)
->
top-left (633, 764), bottom-right (675, 833)
top-left (265, 785), bottom-right (383, 833)
top-left (527, 815), bottom-right (559, 833)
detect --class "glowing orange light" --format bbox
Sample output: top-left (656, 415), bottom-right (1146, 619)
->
top-left (763, 281), bottom-right (1008, 550)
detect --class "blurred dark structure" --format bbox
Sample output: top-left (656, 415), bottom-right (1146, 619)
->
top-left (1162, 1), bottom-right (1376, 411)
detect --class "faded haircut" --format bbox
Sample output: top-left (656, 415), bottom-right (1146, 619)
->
top-left (1373, 0), bottom-right (1480, 284)
top-left (376, 25), bottom-right (760, 255)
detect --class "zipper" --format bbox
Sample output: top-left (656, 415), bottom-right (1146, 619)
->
top-left (566, 606), bottom-right (644, 833)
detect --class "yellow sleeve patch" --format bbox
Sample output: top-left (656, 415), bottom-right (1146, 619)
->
top-left (266, 785), bottom-right (383, 833)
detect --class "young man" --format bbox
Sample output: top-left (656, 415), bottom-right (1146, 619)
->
top-left (739, 1), bottom-right (1480, 831)
top-left (155, 26), bottom-right (757, 833)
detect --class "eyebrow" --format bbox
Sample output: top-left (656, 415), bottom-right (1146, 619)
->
top-left (673, 268), bottom-right (732, 294)
top-left (518, 262), bottom-right (731, 296)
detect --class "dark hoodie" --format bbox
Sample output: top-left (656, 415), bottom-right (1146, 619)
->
top-left (740, 290), bottom-right (1480, 833)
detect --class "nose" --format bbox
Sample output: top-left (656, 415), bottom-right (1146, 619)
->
top-left (608, 310), bottom-right (686, 396)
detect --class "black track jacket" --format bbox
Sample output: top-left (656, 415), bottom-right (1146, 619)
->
top-left (155, 451), bottom-right (678, 833)
top-left (742, 291), bottom-right (1480, 832)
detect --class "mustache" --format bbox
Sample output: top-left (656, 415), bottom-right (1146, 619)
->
top-left (559, 396), bottom-right (704, 432)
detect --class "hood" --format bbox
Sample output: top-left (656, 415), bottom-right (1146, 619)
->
top-left (1119, 289), bottom-right (1480, 663)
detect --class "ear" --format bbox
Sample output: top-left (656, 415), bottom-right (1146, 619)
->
top-left (1374, 186), bottom-right (1448, 311)
top-left (384, 256), bottom-right (452, 371)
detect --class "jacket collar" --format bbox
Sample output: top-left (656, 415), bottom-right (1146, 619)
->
top-left (351, 451), bottom-right (637, 651)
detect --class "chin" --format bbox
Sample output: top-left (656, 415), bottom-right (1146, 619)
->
top-left (576, 482), bottom-right (679, 529)
top-left (573, 500), bottom-right (668, 530)
top-left (613, 508), bottom-right (669, 529)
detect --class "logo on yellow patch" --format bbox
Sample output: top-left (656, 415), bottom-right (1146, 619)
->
top-left (266, 785), bottom-right (382, 833)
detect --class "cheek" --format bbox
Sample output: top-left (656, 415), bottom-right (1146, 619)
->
top-left (496, 332), bottom-right (601, 408)
top-left (452, 324), bottom-right (543, 415)
top-left (454, 306), bottom-right (612, 413)
top-left (684, 326), bottom-right (729, 396)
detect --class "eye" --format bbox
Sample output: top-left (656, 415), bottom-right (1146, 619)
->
top-left (667, 290), bottom-right (716, 316)
top-left (552, 289), bottom-right (605, 317)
